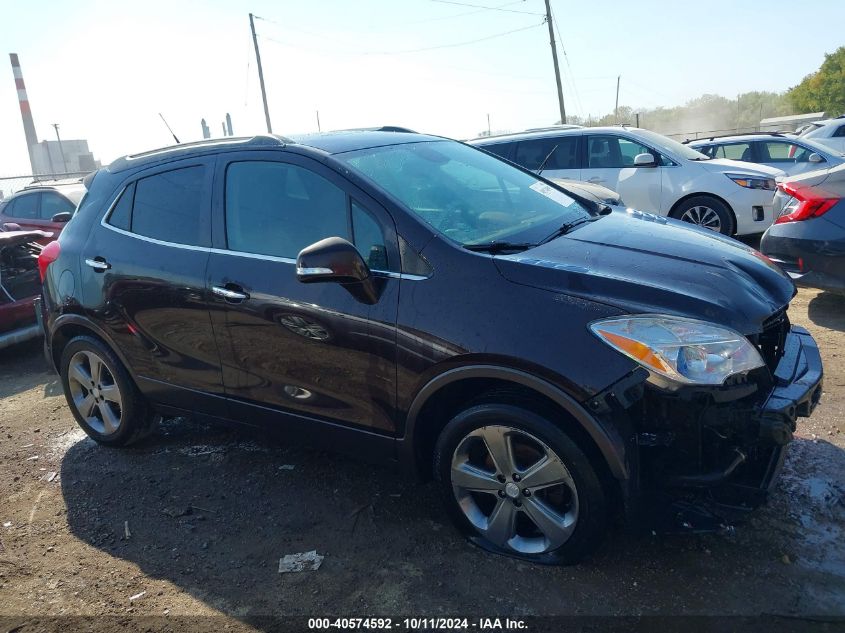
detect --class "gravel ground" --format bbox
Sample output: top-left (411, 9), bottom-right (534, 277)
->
top-left (0, 288), bottom-right (844, 629)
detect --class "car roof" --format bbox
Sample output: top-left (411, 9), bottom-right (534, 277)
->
top-left (469, 126), bottom-right (641, 145)
top-left (106, 130), bottom-right (443, 174)
top-left (8, 182), bottom-right (87, 204)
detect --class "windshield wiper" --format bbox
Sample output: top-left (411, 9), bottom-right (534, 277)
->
top-left (464, 241), bottom-right (535, 254)
top-left (538, 216), bottom-right (599, 245)
top-left (535, 144), bottom-right (559, 177)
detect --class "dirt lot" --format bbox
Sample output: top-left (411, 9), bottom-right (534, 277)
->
top-left (1, 288), bottom-right (844, 629)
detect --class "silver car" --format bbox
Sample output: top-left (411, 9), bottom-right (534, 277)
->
top-left (687, 133), bottom-right (844, 177)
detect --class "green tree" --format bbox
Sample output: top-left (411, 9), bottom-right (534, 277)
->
top-left (788, 47), bottom-right (845, 115)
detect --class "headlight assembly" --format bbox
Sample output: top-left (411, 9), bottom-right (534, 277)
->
top-left (590, 315), bottom-right (764, 386)
top-left (726, 173), bottom-right (776, 191)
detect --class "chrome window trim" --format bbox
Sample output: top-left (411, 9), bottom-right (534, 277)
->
top-left (100, 211), bottom-right (427, 280)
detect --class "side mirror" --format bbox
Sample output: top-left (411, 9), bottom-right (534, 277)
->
top-left (297, 237), bottom-right (381, 304)
top-left (808, 153), bottom-right (824, 163)
top-left (296, 236), bottom-right (370, 284)
top-left (51, 212), bottom-right (72, 223)
top-left (633, 153), bottom-right (657, 167)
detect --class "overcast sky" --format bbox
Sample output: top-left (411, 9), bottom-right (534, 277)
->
top-left (2, 0), bottom-right (844, 175)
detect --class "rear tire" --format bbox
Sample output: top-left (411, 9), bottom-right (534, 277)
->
top-left (60, 335), bottom-right (158, 446)
top-left (434, 397), bottom-right (608, 565)
top-left (670, 195), bottom-right (735, 235)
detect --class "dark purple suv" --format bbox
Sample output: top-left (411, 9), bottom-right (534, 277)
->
top-left (38, 131), bottom-right (823, 563)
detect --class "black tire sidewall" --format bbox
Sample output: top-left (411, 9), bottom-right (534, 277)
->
top-left (60, 336), bottom-right (147, 446)
top-left (672, 195), bottom-right (735, 235)
top-left (434, 403), bottom-right (608, 565)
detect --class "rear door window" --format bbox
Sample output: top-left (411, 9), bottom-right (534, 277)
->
top-left (6, 193), bottom-right (39, 219)
top-left (514, 137), bottom-right (579, 171)
top-left (130, 166), bottom-right (206, 245)
top-left (482, 142), bottom-right (516, 162)
top-left (714, 143), bottom-right (753, 161)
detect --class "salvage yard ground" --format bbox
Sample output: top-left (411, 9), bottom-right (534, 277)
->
top-left (0, 288), bottom-right (844, 626)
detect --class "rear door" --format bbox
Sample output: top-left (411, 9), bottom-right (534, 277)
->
top-left (580, 134), bottom-right (662, 213)
top-left (81, 157), bottom-right (224, 413)
top-left (206, 151), bottom-right (400, 436)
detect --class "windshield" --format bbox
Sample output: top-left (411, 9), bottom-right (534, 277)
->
top-left (633, 129), bottom-right (710, 161)
top-left (338, 140), bottom-right (592, 246)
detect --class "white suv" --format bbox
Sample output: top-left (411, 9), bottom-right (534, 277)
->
top-left (799, 118), bottom-right (845, 153)
top-left (470, 126), bottom-right (783, 235)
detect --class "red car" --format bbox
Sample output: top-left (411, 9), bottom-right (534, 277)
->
top-left (0, 181), bottom-right (85, 243)
top-left (0, 229), bottom-right (52, 350)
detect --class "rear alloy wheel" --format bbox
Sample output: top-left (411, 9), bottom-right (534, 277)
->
top-left (67, 350), bottom-right (124, 435)
top-left (60, 336), bottom-right (158, 446)
top-left (671, 195), bottom-right (735, 235)
top-left (434, 401), bottom-right (607, 564)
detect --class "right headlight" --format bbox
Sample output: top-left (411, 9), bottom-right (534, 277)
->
top-left (590, 315), bottom-right (765, 386)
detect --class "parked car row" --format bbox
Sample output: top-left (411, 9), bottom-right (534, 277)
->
top-left (35, 129), bottom-right (823, 564)
top-left (470, 126), bottom-right (781, 236)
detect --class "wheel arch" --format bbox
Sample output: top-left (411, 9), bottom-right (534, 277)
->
top-left (49, 315), bottom-right (135, 379)
top-left (669, 192), bottom-right (737, 234)
top-left (398, 365), bottom-right (628, 483)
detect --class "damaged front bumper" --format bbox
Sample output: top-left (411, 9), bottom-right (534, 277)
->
top-left (597, 326), bottom-right (823, 533)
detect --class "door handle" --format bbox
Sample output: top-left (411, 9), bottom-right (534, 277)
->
top-left (212, 285), bottom-right (249, 302)
top-left (84, 257), bottom-right (111, 272)
top-left (587, 177), bottom-right (606, 184)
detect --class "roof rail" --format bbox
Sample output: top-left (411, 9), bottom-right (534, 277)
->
top-left (332, 126), bottom-right (418, 133)
top-left (683, 131), bottom-right (788, 143)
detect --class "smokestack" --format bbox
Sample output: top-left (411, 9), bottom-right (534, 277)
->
top-left (226, 113), bottom-right (233, 137)
top-left (9, 53), bottom-right (39, 175)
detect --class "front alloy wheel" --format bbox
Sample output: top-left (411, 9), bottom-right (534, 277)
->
top-left (434, 400), bottom-right (607, 564)
top-left (679, 205), bottom-right (722, 232)
top-left (451, 425), bottom-right (579, 554)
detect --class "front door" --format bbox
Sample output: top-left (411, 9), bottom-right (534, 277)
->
top-left (580, 134), bottom-right (663, 213)
top-left (206, 152), bottom-right (400, 436)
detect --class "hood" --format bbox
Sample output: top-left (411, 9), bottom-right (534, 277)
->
top-left (697, 158), bottom-right (784, 178)
top-left (494, 210), bottom-right (795, 334)
top-left (0, 229), bottom-right (52, 248)
top-left (551, 178), bottom-right (623, 206)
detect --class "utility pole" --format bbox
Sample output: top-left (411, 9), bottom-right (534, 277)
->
top-left (51, 123), bottom-right (68, 173)
top-left (635, 112), bottom-right (640, 128)
top-left (543, 0), bottom-right (565, 125)
top-left (250, 12), bottom-right (272, 134)
top-left (487, 113), bottom-right (491, 136)
top-left (316, 110), bottom-right (321, 132)
top-left (614, 75), bottom-right (620, 122)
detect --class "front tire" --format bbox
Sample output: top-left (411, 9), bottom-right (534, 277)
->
top-left (434, 399), bottom-right (608, 564)
top-left (60, 335), bottom-right (157, 446)
top-left (670, 195), bottom-right (735, 235)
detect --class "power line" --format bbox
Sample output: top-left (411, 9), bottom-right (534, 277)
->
top-left (429, 0), bottom-right (543, 15)
top-left (261, 21), bottom-right (543, 56)
top-left (412, 0), bottom-right (528, 23)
